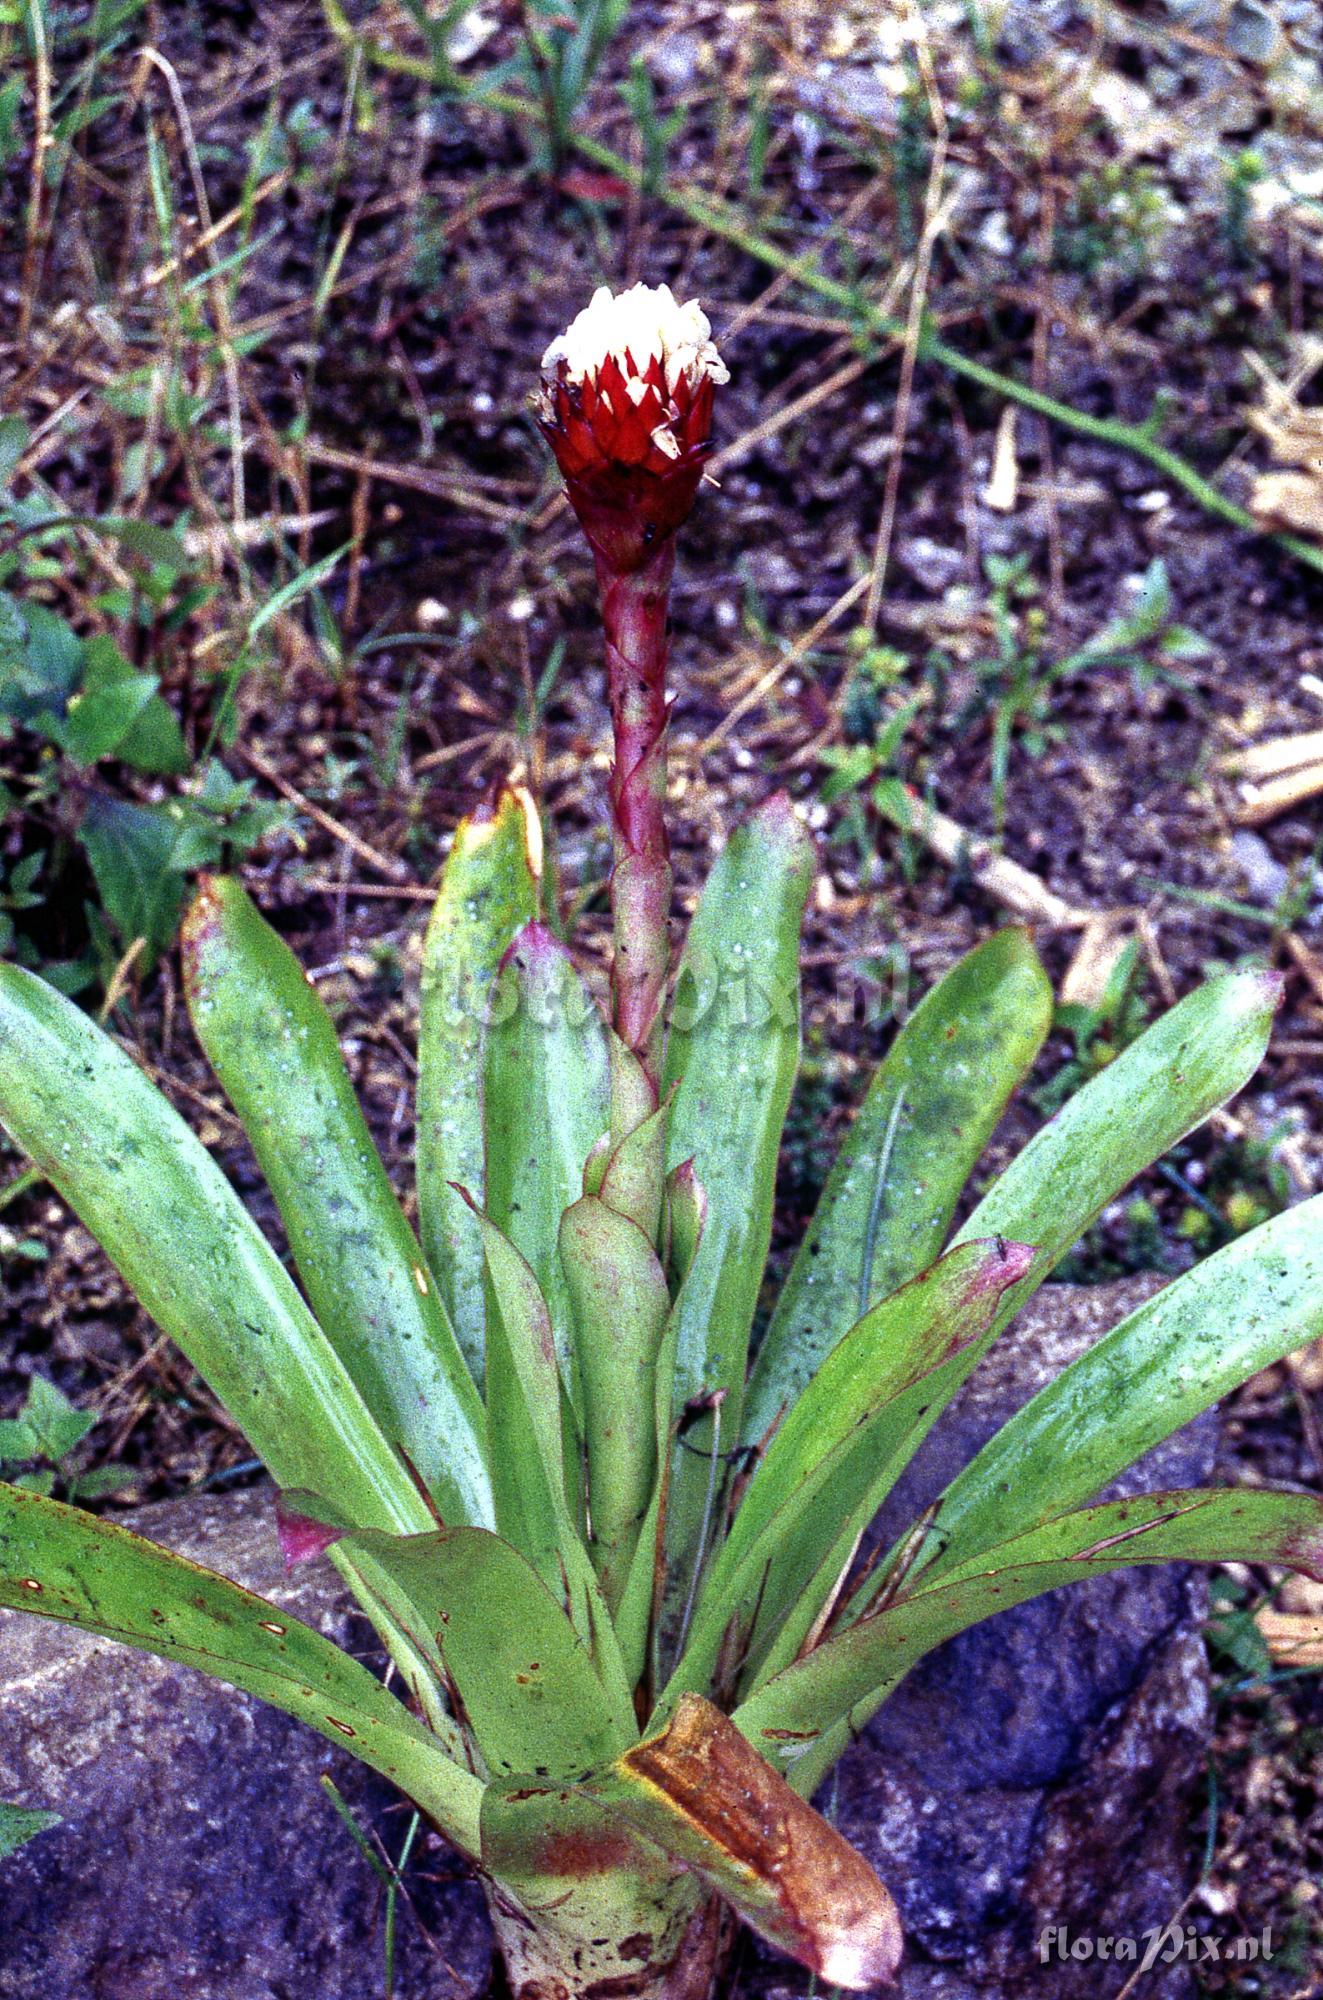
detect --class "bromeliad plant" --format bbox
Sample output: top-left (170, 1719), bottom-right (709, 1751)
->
top-left (3, 286), bottom-right (1323, 1997)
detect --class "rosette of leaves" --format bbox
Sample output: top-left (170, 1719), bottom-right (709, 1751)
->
top-left (1, 779), bottom-right (1322, 1995)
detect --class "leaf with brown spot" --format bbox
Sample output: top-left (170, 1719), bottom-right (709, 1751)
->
top-left (584, 1693), bottom-right (902, 1989)
top-left (0, 1481), bottom-right (484, 1856)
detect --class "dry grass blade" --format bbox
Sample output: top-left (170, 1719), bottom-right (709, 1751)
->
top-left (1245, 351), bottom-right (1323, 544)
top-left (877, 786), bottom-right (1089, 928)
top-left (1255, 1607), bottom-right (1323, 1668)
top-left (240, 747), bottom-right (412, 882)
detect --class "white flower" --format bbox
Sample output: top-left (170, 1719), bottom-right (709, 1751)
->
top-left (542, 283), bottom-right (729, 397)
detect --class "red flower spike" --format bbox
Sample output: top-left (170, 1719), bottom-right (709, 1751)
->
top-left (537, 284), bottom-right (729, 1083)
top-left (537, 281), bottom-right (728, 576)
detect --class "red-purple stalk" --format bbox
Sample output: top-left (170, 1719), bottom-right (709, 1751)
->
top-left (597, 538), bottom-right (674, 1074)
top-left (537, 286), bottom-right (726, 1088)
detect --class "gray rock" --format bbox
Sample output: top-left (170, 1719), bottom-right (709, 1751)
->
top-left (897, 536), bottom-right (966, 593)
top-left (0, 1486), bottom-right (492, 2000)
top-left (823, 1274), bottom-right (1211, 2000)
top-left (0, 1279), bottom-right (1212, 1999)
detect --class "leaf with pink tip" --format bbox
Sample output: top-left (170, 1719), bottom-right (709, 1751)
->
top-left (275, 1490), bottom-right (349, 1570)
top-left (897, 1187), bottom-right (1323, 1594)
top-left (0, 1482), bottom-right (484, 1856)
top-left (735, 1484), bottom-right (1323, 1798)
top-left (665, 1238), bottom-right (1038, 1706)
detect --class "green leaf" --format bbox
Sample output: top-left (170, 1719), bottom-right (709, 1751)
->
top-left (52, 94), bottom-right (120, 145)
top-left (668, 1239), bottom-right (1037, 1706)
top-left (955, 968), bottom-right (1279, 1296)
top-left (417, 788), bottom-right (540, 1374)
top-left (598, 1032), bottom-right (668, 1240)
top-left (181, 876), bottom-right (491, 1530)
top-left (660, 796), bottom-right (813, 1621)
top-left (0, 1482), bottom-right (482, 1855)
top-left (0, 1374), bottom-right (97, 1463)
top-left (585, 1693), bottom-right (902, 1989)
top-left (821, 967), bottom-right (1282, 1548)
top-left (114, 691), bottom-right (190, 776)
top-left (909, 1190), bottom-right (1323, 1587)
top-left (58, 674), bottom-right (159, 767)
top-left (79, 796), bottom-right (187, 965)
top-left (734, 1485), bottom-right (1323, 1796)
top-left (0, 417), bottom-right (29, 490)
top-left (0, 964), bottom-right (433, 1537)
top-left (345, 1525), bottom-right (634, 1778)
top-left (744, 929), bottom-right (1052, 1447)
top-left (0, 78), bottom-right (23, 174)
top-left (0, 1801), bottom-right (59, 1862)
top-left (467, 1204), bottom-right (634, 1711)
top-left (247, 542), bottom-right (352, 638)
top-left (484, 921), bottom-right (610, 1409)
top-left (480, 1780), bottom-right (698, 1996)
top-left (560, 1195), bottom-right (670, 1608)
top-left (101, 516), bottom-right (190, 578)
top-left (612, 1162), bottom-right (708, 1690)
top-left (470, 1204), bottom-right (574, 1570)
top-left (0, 595), bottom-right (81, 726)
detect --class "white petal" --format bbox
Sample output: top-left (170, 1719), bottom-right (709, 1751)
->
top-left (542, 282), bottom-right (728, 393)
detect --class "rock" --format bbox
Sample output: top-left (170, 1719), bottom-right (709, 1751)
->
top-left (897, 536), bottom-right (965, 593)
top-left (1229, 829), bottom-right (1290, 907)
top-left (0, 1486), bottom-right (492, 2000)
top-left (820, 1273), bottom-right (1212, 2000)
top-left (0, 1279), bottom-right (1213, 2000)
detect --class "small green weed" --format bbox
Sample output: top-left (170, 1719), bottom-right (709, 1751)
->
top-left (0, 1374), bottom-right (132, 1506)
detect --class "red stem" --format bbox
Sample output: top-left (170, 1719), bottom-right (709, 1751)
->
top-left (596, 540), bottom-right (675, 1086)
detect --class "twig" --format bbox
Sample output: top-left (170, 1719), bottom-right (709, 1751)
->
top-left (1216, 728), bottom-right (1323, 781)
top-left (875, 783), bottom-right (1089, 927)
top-left (1229, 761), bottom-right (1323, 827)
top-left (141, 168), bottom-right (294, 287)
top-left (707, 351), bottom-right (878, 478)
top-left (17, 0), bottom-right (51, 349)
top-left (298, 876), bottom-right (436, 901)
top-left (240, 745), bottom-right (412, 881)
top-left (1282, 932), bottom-right (1323, 1008)
top-left (693, 574), bottom-right (870, 759)
top-left (865, 5), bottom-right (949, 634)
top-left (301, 441), bottom-right (533, 526)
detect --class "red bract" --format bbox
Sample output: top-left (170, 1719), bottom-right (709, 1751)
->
top-left (537, 286), bottom-right (724, 573)
top-left (540, 361), bottom-right (715, 570)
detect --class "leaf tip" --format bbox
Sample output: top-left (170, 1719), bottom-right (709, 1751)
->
top-left (969, 1236), bottom-right (1039, 1296)
top-left (1282, 1522), bottom-right (1323, 1584)
top-left (180, 872), bottom-right (225, 957)
top-left (275, 1492), bottom-right (345, 1570)
top-left (498, 919), bottom-right (562, 977)
top-left (447, 1179), bottom-right (481, 1217)
top-left (815, 1909), bottom-right (904, 1990)
top-left (464, 784), bottom-right (544, 884)
top-left (751, 789), bottom-right (815, 858)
